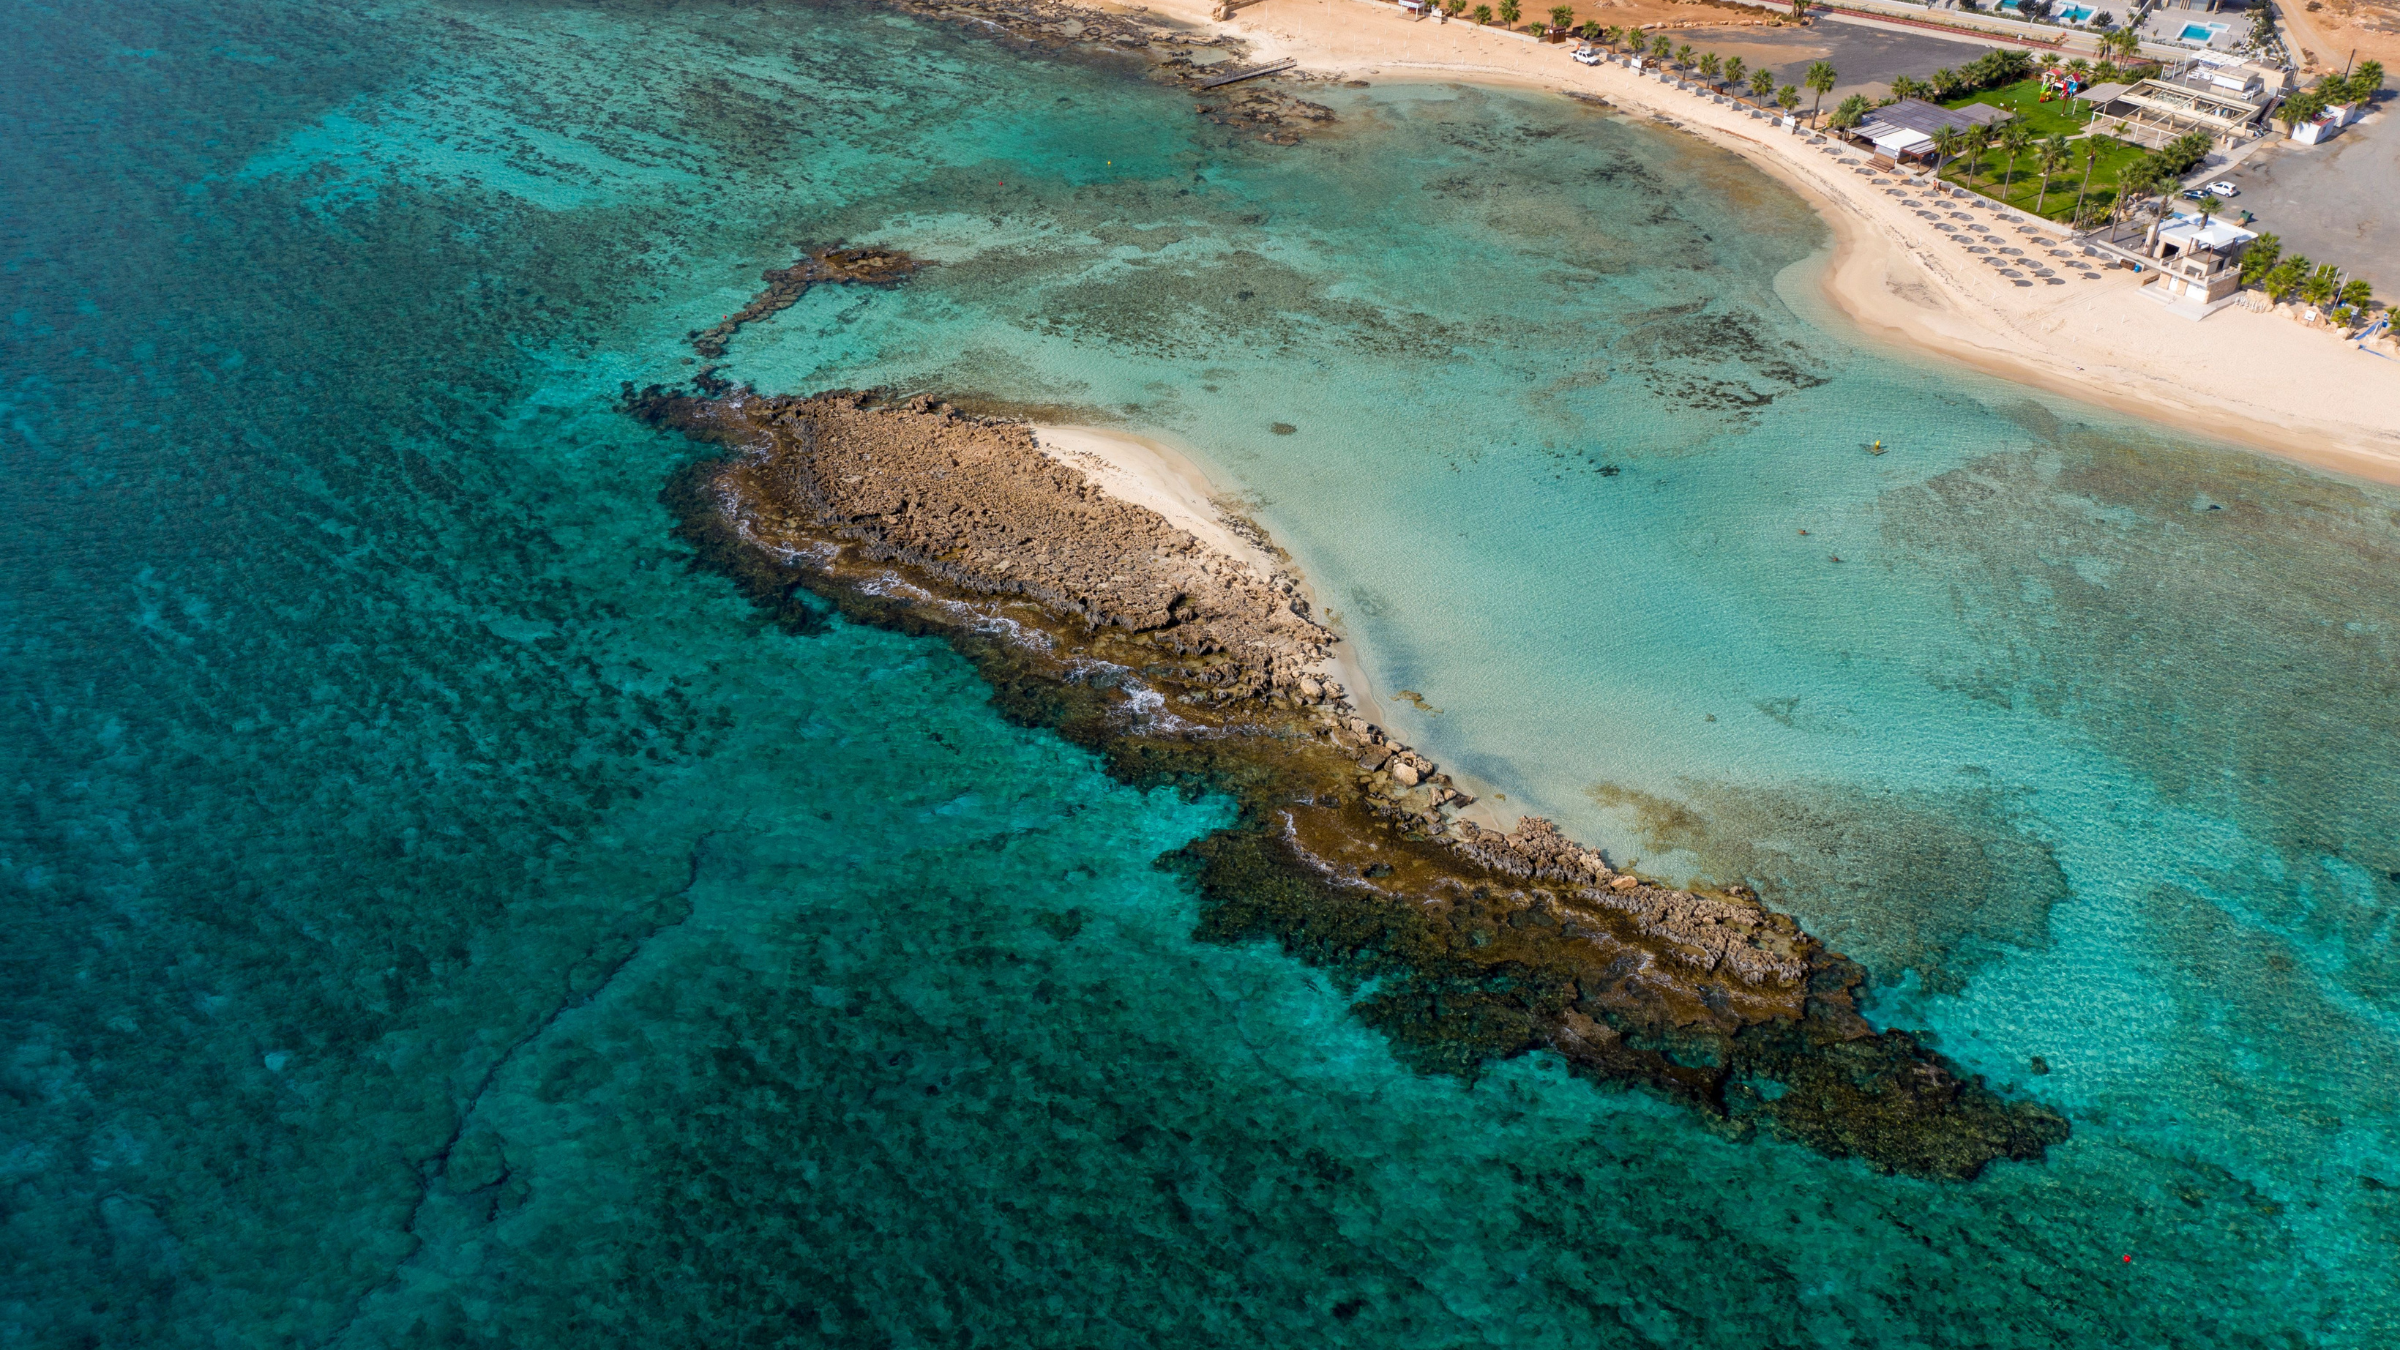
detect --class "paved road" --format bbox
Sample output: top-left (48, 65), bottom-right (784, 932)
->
top-left (2221, 104), bottom-right (2400, 284)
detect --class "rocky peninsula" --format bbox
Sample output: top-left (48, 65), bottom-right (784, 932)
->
top-left (628, 382), bottom-right (2068, 1181)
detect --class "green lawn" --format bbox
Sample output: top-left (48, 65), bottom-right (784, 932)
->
top-left (1936, 134), bottom-right (2150, 224)
top-left (1941, 78), bottom-right (2097, 139)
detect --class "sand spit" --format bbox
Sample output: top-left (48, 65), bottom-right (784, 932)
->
top-left (630, 385), bottom-right (2069, 1179)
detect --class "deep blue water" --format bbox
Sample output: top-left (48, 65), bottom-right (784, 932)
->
top-left (5, 0), bottom-right (2397, 1345)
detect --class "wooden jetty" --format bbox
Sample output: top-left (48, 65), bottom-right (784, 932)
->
top-left (1196, 58), bottom-right (1296, 89)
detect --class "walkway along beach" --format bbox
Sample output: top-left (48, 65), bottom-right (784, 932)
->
top-left (1146, 0), bottom-right (2400, 482)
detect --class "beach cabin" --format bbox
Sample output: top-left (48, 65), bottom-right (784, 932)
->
top-left (2140, 210), bottom-right (2258, 310)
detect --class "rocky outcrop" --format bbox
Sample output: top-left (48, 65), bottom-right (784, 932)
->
top-left (630, 384), bottom-right (2069, 1181)
top-left (880, 0), bottom-right (1338, 142)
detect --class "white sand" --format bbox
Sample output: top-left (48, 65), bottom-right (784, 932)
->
top-left (1032, 424), bottom-right (1278, 573)
top-left (1133, 0), bottom-right (2400, 483)
top-left (1030, 422), bottom-right (1409, 740)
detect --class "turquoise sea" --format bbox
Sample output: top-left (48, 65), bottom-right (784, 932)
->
top-left (7, 0), bottom-right (2397, 1343)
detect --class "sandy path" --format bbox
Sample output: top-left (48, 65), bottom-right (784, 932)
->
top-left (1134, 0), bottom-right (2400, 482)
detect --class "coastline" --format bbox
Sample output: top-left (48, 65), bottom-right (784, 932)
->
top-left (1136, 0), bottom-right (2400, 484)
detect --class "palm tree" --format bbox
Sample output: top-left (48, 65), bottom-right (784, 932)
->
top-left (1777, 84), bottom-right (1801, 117)
top-left (1472, 3), bottom-right (1492, 24)
top-left (1698, 52), bottom-right (1722, 84)
top-left (1723, 55), bottom-right (1747, 91)
top-left (1805, 61), bottom-right (1837, 127)
top-left (2033, 135), bottom-right (2070, 216)
top-left (1750, 67), bottom-right (1776, 105)
top-left (1497, 0), bottom-right (1521, 27)
top-left (1676, 43), bottom-right (1695, 70)
top-left (2070, 140), bottom-right (2100, 228)
top-left (1961, 124), bottom-right (1994, 183)
top-left (1996, 122), bottom-right (2033, 201)
top-left (2196, 194), bottom-right (2222, 231)
top-left (1624, 26), bottom-right (1643, 53)
top-left (2300, 263), bottom-right (2342, 310)
top-left (1651, 33), bottom-right (1673, 63)
top-left (2339, 277), bottom-right (2375, 311)
top-left (2238, 232), bottom-right (2282, 286)
top-left (2262, 256), bottom-right (2309, 303)
top-left (1549, 4), bottom-right (1576, 30)
top-left (1930, 124), bottom-right (1963, 179)
top-left (1931, 66), bottom-right (1957, 99)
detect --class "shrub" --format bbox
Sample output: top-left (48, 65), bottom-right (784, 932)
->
top-left (1473, 3), bottom-right (1492, 23)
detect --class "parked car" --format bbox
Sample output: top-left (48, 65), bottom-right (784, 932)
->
top-left (2206, 180), bottom-right (2240, 197)
top-left (1573, 44), bottom-right (1603, 65)
top-left (2180, 187), bottom-right (2208, 200)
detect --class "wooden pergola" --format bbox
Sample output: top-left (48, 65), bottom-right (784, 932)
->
top-left (2092, 78), bottom-right (2263, 148)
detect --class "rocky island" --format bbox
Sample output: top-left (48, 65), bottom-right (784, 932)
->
top-left (628, 381), bottom-right (2069, 1181)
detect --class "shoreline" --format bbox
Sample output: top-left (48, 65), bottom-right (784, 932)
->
top-left (1031, 422), bottom-right (1518, 830)
top-left (1139, 0), bottom-right (2400, 484)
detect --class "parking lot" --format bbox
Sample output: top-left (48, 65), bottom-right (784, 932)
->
top-left (2222, 108), bottom-right (2399, 282)
top-left (1669, 16), bottom-right (2012, 106)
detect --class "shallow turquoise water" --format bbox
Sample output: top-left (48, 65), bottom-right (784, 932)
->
top-left (5, 0), bottom-right (2396, 1344)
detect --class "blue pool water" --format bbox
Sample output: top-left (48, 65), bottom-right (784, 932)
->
top-left (2059, 5), bottom-right (2094, 22)
top-left (7, 0), bottom-right (2399, 1344)
top-left (2183, 22), bottom-right (2224, 40)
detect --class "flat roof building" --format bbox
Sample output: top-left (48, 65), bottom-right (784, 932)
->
top-left (1851, 98), bottom-right (2013, 159)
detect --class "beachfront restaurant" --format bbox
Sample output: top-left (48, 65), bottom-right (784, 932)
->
top-left (1848, 98), bottom-right (2010, 165)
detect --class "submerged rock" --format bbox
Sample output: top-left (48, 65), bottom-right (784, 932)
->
top-left (688, 245), bottom-right (924, 362)
top-left (628, 385), bottom-right (2069, 1180)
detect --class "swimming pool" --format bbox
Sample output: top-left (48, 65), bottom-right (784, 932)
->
top-left (2180, 21), bottom-right (2225, 41)
top-left (2058, 5), bottom-right (2093, 21)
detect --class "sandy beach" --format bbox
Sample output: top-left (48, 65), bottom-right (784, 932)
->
top-left (1138, 0), bottom-right (2400, 483)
